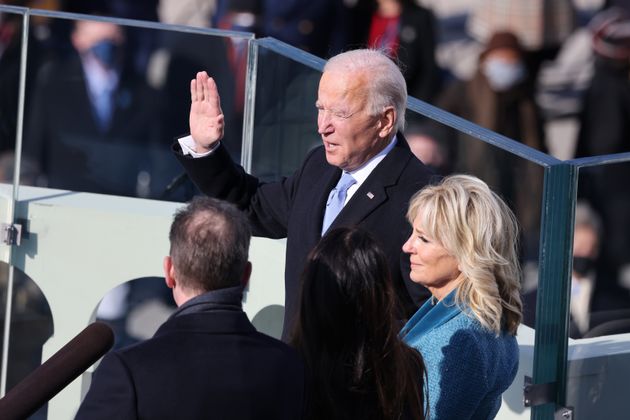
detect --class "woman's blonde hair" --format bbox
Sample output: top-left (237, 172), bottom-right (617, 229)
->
top-left (407, 175), bottom-right (522, 335)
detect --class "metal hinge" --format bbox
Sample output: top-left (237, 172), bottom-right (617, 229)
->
top-left (524, 376), bottom-right (573, 420)
top-left (1, 223), bottom-right (22, 246)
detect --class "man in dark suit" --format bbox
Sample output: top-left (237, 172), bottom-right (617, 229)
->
top-left (173, 49), bottom-right (434, 337)
top-left (75, 197), bottom-right (305, 419)
top-left (24, 19), bottom-right (180, 199)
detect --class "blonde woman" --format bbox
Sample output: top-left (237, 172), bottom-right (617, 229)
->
top-left (400, 174), bottom-right (522, 419)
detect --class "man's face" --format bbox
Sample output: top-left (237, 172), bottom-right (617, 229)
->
top-left (316, 70), bottom-right (389, 171)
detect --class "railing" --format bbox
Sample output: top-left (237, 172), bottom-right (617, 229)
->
top-left (1, 6), bottom-right (630, 420)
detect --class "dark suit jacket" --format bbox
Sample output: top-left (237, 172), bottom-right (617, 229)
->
top-left (75, 307), bottom-right (305, 419)
top-left (174, 135), bottom-right (434, 336)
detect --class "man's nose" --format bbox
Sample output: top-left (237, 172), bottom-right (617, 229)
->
top-left (318, 112), bottom-right (333, 134)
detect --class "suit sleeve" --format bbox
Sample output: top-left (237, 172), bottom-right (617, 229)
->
top-left (74, 352), bottom-right (137, 420)
top-left (173, 141), bottom-right (309, 239)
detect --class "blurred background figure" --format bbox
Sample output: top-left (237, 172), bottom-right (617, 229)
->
top-left (403, 121), bottom-right (451, 175)
top-left (158, 0), bottom-right (216, 28)
top-left (346, 0), bottom-right (441, 102)
top-left (258, 0), bottom-right (348, 58)
top-left (575, 7), bottom-right (630, 288)
top-left (0, 0), bottom-right (62, 154)
top-left (213, 0), bottom-right (351, 60)
top-left (23, 18), bottom-right (165, 198)
top-left (576, 6), bottom-right (630, 159)
top-left (435, 31), bottom-right (546, 262)
top-left (64, 0), bottom-right (160, 74)
top-left (0, 2), bottom-right (25, 153)
top-left (467, 0), bottom-right (576, 80)
top-left (523, 201), bottom-right (630, 338)
top-left (151, 0), bottom-right (240, 161)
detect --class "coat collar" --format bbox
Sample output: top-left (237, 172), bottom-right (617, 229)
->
top-left (154, 287), bottom-right (255, 337)
top-left (325, 133), bottom-right (413, 232)
top-left (401, 288), bottom-right (463, 339)
top-left (170, 286), bottom-right (243, 318)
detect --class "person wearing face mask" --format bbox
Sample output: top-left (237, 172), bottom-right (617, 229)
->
top-left (433, 30), bottom-right (547, 264)
top-left (23, 18), bottom-right (167, 199)
top-left (523, 201), bottom-right (630, 338)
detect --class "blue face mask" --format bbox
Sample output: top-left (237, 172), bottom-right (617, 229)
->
top-left (482, 58), bottom-right (526, 92)
top-left (89, 40), bottom-right (121, 68)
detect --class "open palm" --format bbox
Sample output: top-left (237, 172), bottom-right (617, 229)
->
top-left (189, 71), bottom-right (225, 152)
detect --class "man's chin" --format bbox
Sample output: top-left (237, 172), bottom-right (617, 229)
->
top-left (324, 153), bottom-right (341, 168)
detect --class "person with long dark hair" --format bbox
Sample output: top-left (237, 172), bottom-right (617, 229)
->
top-left (291, 227), bottom-right (426, 420)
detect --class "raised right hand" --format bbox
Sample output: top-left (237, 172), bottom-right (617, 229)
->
top-left (189, 71), bottom-right (225, 153)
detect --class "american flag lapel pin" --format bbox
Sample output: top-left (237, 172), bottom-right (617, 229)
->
top-left (367, 192), bottom-right (374, 199)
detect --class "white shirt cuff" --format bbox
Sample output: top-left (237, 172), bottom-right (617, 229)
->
top-left (177, 135), bottom-right (220, 158)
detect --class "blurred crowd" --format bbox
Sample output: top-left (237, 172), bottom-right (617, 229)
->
top-left (1, 0), bottom-right (630, 349)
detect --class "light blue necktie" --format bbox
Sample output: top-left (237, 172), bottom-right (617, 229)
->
top-left (322, 172), bottom-right (356, 235)
top-left (93, 85), bottom-right (114, 131)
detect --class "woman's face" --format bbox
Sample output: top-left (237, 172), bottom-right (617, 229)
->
top-left (402, 213), bottom-right (461, 301)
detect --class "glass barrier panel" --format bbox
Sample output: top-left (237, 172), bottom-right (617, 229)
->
top-left (558, 159), bottom-right (630, 420)
top-left (20, 13), bottom-right (250, 202)
top-left (0, 7), bottom-right (25, 183)
top-left (249, 41), bottom-right (324, 182)
top-left (0, 262), bottom-right (53, 419)
top-left (574, 161), bottom-right (630, 338)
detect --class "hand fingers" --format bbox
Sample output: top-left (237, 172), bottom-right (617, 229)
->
top-left (190, 79), bottom-right (196, 102)
top-left (205, 77), bottom-right (223, 115)
top-left (195, 71), bottom-right (208, 102)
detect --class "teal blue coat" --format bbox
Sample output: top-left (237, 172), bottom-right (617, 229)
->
top-left (401, 290), bottom-right (518, 419)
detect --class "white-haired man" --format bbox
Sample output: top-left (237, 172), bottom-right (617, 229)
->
top-left (173, 49), bottom-right (435, 337)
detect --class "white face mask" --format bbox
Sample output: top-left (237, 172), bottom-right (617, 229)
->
top-left (482, 58), bottom-right (526, 92)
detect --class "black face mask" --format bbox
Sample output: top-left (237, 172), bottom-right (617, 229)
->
top-left (573, 256), bottom-right (596, 277)
top-left (89, 40), bottom-right (121, 69)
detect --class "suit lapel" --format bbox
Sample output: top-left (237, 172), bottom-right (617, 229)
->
top-left (330, 136), bottom-right (412, 230)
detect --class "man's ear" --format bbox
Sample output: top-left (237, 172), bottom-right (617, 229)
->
top-left (241, 261), bottom-right (252, 288)
top-left (378, 106), bottom-right (396, 138)
top-left (164, 256), bottom-right (176, 289)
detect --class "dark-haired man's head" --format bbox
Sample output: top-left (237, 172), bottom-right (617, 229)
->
top-left (164, 197), bottom-right (251, 305)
